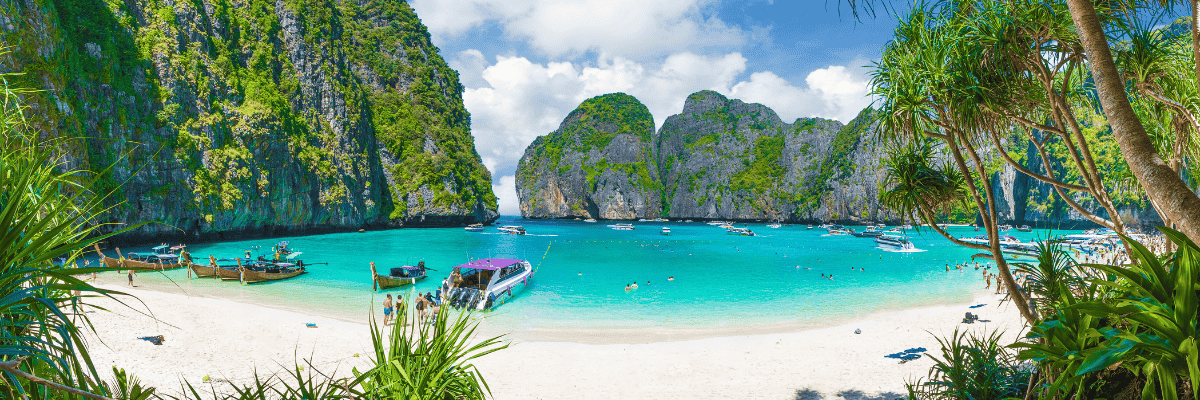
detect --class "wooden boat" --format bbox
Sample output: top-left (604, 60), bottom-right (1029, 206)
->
top-left (370, 261), bottom-right (428, 290)
top-left (230, 259), bottom-right (307, 284)
top-left (93, 244), bottom-right (188, 271)
top-left (215, 261), bottom-right (242, 280)
top-left (188, 256), bottom-right (220, 278)
top-left (240, 266), bottom-right (307, 283)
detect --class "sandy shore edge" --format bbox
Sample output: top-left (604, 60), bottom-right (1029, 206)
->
top-left (81, 283), bottom-right (1024, 399)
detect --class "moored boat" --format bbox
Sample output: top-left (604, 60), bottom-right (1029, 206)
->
top-left (767, 222), bottom-right (782, 228)
top-left (1016, 225), bottom-right (1032, 232)
top-left (370, 261), bottom-right (428, 290)
top-left (189, 255), bottom-right (221, 278)
top-left (851, 226), bottom-right (884, 238)
top-left (660, 227), bottom-right (671, 235)
top-left (584, 219), bottom-right (597, 223)
top-left (465, 223), bottom-right (485, 232)
top-left (609, 223), bottom-right (635, 230)
top-left (94, 244), bottom-right (188, 271)
top-left (498, 225), bottom-right (527, 235)
top-left (440, 258), bottom-right (533, 311)
top-left (875, 234), bottom-right (916, 250)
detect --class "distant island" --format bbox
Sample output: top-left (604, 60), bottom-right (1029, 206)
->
top-left (515, 92), bottom-right (1162, 228)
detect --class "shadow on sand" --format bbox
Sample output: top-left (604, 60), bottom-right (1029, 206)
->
top-left (795, 388), bottom-right (906, 400)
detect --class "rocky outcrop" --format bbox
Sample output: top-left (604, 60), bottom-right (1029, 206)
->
top-left (516, 90), bottom-right (898, 223)
top-left (1, 0), bottom-right (498, 243)
top-left (516, 93), bottom-right (661, 219)
top-left (516, 90), bottom-right (1160, 229)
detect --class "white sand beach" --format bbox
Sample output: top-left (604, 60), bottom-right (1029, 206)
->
top-left (82, 282), bottom-right (1025, 400)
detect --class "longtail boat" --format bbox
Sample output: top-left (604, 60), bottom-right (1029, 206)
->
top-left (94, 244), bottom-right (123, 269)
top-left (370, 261), bottom-right (428, 290)
top-left (189, 256), bottom-right (220, 278)
top-left (236, 258), bottom-right (307, 284)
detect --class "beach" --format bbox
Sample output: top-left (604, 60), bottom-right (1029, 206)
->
top-left (83, 282), bottom-right (1025, 399)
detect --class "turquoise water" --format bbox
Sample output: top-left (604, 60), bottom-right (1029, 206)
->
top-left (109, 218), bottom-right (1075, 339)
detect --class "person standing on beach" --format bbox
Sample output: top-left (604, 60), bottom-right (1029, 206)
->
top-left (126, 269), bottom-right (134, 287)
top-left (382, 295), bottom-right (394, 325)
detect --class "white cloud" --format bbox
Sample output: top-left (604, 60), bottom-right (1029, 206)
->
top-left (410, 0), bottom-right (745, 60)
top-left (461, 51), bottom-right (872, 210)
top-left (492, 175), bottom-right (520, 215)
top-left (730, 64), bottom-right (874, 123)
top-left (464, 52), bottom-right (748, 182)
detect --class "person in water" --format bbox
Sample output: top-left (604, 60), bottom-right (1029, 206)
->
top-left (631, 282), bottom-right (639, 290)
top-left (668, 276), bottom-right (674, 281)
top-left (625, 284), bottom-right (631, 292)
top-left (382, 295), bottom-right (394, 325)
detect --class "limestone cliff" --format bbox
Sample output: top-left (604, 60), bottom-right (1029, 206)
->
top-left (1, 0), bottom-right (498, 243)
top-left (515, 93), bottom-right (661, 220)
top-left (516, 90), bottom-right (1160, 228)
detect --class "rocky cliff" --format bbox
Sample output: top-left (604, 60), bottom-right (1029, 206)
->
top-left (1, 0), bottom-right (498, 243)
top-left (517, 90), bottom-right (1163, 229)
top-left (517, 91), bottom-right (898, 223)
top-left (515, 93), bottom-right (661, 219)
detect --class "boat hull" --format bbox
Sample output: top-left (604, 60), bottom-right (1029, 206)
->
top-left (240, 268), bottom-right (307, 283)
top-left (375, 274), bottom-right (426, 289)
top-left (216, 267), bottom-right (242, 281)
top-left (189, 263), bottom-right (218, 278)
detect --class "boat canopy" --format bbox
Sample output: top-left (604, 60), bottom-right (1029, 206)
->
top-left (394, 264), bottom-right (424, 270)
top-left (152, 245), bottom-right (169, 251)
top-left (453, 258), bottom-right (523, 271)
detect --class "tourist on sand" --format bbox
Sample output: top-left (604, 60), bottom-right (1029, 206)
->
top-left (126, 269), bottom-right (134, 287)
top-left (383, 294), bottom-right (394, 325)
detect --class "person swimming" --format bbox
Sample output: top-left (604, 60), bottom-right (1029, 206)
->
top-left (668, 276), bottom-right (674, 281)
top-left (631, 282), bottom-right (639, 290)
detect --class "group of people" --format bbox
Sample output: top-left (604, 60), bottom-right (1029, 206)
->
top-left (380, 292), bottom-right (441, 325)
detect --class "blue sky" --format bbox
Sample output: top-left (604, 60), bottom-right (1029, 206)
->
top-left (406, 0), bottom-right (905, 214)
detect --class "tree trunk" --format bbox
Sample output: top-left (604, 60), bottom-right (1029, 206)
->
top-left (1064, 0), bottom-right (1200, 243)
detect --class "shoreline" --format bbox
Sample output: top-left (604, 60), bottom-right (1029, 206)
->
top-left (82, 283), bottom-right (1025, 399)
top-left (91, 270), bottom-right (994, 345)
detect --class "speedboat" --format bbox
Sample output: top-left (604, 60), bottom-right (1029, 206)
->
top-left (727, 226), bottom-right (755, 236)
top-left (851, 226), bottom-right (884, 238)
top-left (961, 235), bottom-right (1021, 246)
top-left (465, 223), bottom-right (484, 232)
top-left (998, 224), bottom-right (1014, 232)
top-left (1016, 225), bottom-right (1032, 232)
top-left (875, 234), bottom-right (916, 250)
top-left (439, 258), bottom-right (532, 310)
top-left (609, 223), bottom-right (635, 230)
top-left (900, 224), bottom-right (913, 230)
top-left (767, 222), bottom-right (782, 229)
top-left (826, 225), bottom-right (850, 235)
top-left (584, 219), bottom-right (597, 223)
top-left (498, 225), bottom-right (527, 235)
top-left (1001, 242), bottom-right (1041, 259)
top-left (707, 221), bottom-right (730, 226)
top-left (807, 225), bottom-right (813, 229)
top-left (661, 227), bottom-right (671, 235)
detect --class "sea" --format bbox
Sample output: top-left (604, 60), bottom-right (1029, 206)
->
top-left (103, 217), bottom-right (1075, 342)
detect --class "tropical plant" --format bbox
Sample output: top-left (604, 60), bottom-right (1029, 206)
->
top-left (0, 71), bottom-right (143, 398)
top-left (879, 142), bottom-right (969, 224)
top-left (906, 329), bottom-right (1031, 399)
top-left (1064, 228), bottom-right (1200, 400)
top-left (1012, 241), bottom-right (1085, 317)
top-left (355, 303), bottom-right (508, 399)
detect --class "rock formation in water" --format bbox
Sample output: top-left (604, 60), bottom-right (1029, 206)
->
top-left (516, 90), bottom-right (1163, 228)
top-left (515, 93), bottom-right (661, 219)
top-left (1, 0), bottom-right (498, 243)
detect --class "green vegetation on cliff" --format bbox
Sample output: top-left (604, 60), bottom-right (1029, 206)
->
top-left (2, 0), bottom-right (496, 234)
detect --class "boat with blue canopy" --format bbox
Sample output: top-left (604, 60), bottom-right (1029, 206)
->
top-left (438, 258), bottom-right (532, 311)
